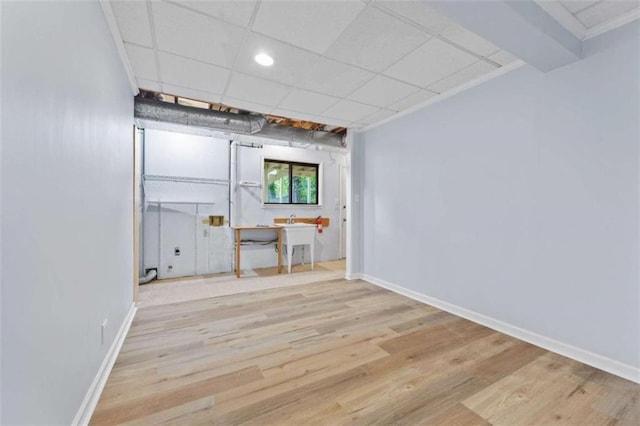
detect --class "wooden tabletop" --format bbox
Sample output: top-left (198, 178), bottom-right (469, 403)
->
top-left (234, 226), bottom-right (282, 278)
top-left (233, 225), bottom-right (282, 230)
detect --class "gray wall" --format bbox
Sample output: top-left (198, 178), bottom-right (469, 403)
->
top-left (358, 22), bottom-right (639, 368)
top-left (1, 1), bottom-right (134, 424)
top-left (350, 132), bottom-right (365, 275)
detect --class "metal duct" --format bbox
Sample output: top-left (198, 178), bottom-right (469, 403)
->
top-left (135, 97), bottom-right (266, 134)
top-left (257, 123), bottom-right (345, 147)
top-left (134, 97), bottom-right (345, 147)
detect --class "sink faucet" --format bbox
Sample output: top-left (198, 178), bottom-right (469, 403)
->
top-left (288, 214), bottom-right (296, 224)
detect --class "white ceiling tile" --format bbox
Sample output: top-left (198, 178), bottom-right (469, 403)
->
top-left (322, 99), bottom-right (378, 122)
top-left (234, 33), bottom-right (320, 87)
top-left (124, 43), bottom-right (157, 81)
top-left (427, 60), bottom-right (497, 94)
top-left (158, 52), bottom-right (230, 95)
top-left (278, 89), bottom-right (340, 115)
top-left (439, 25), bottom-right (500, 57)
top-left (161, 84), bottom-right (222, 104)
top-left (296, 56), bottom-right (375, 98)
top-left (384, 37), bottom-right (477, 87)
top-left (488, 50), bottom-right (519, 66)
top-left (313, 116), bottom-right (352, 128)
top-left (152, 1), bottom-right (245, 68)
top-left (252, 1), bottom-right (365, 54)
top-left (359, 108), bottom-right (397, 125)
top-left (388, 89), bottom-right (437, 111)
top-left (373, 1), bottom-right (456, 35)
top-left (325, 7), bottom-right (431, 72)
top-left (225, 72), bottom-right (291, 107)
top-left (574, 1), bottom-right (638, 28)
top-left (110, 0), bottom-right (153, 47)
top-left (168, 0), bottom-right (258, 27)
top-left (348, 75), bottom-right (418, 108)
top-left (223, 96), bottom-right (273, 115)
top-left (270, 108), bottom-right (318, 123)
top-left (560, 1), bottom-right (600, 14)
top-left (136, 78), bottom-right (162, 92)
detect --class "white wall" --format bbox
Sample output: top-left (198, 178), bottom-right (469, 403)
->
top-left (142, 130), bottom-right (233, 277)
top-left (0, 2), bottom-right (3, 419)
top-left (141, 128), bottom-right (345, 275)
top-left (143, 128), bottom-right (230, 208)
top-left (1, 2), bottom-right (134, 424)
top-left (236, 143), bottom-right (345, 269)
top-left (357, 22), bottom-right (639, 372)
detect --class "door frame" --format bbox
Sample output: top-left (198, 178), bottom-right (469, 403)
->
top-left (133, 126), bottom-right (141, 303)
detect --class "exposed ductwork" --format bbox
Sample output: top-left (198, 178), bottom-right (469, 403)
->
top-left (135, 97), bottom-right (267, 134)
top-left (134, 97), bottom-right (346, 148)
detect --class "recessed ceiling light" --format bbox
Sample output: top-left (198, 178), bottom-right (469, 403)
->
top-left (254, 53), bottom-right (274, 67)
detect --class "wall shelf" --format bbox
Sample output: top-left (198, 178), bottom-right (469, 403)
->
top-left (143, 174), bottom-right (230, 186)
top-left (239, 181), bottom-right (261, 187)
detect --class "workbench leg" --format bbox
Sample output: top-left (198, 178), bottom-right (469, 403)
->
top-left (277, 229), bottom-right (282, 274)
top-left (235, 229), bottom-right (241, 278)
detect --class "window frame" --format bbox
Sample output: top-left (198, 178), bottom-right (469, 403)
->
top-left (262, 158), bottom-right (321, 206)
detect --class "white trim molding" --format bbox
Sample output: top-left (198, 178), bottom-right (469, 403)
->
top-left (72, 303), bottom-right (137, 425)
top-left (361, 274), bottom-right (640, 384)
top-left (535, 0), bottom-right (586, 39)
top-left (584, 8), bottom-right (640, 40)
top-left (99, 0), bottom-right (139, 96)
top-left (536, 0), bottom-right (640, 41)
top-left (344, 272), bottom-right (363, 281)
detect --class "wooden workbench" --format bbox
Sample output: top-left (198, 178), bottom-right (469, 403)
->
top-left (233, 225), bottom-right (282, 278)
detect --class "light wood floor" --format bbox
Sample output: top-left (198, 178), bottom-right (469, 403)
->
top-left (138, 260), bottom-right (347, 308)
top-left (92, 279), bottom-right (639, 425)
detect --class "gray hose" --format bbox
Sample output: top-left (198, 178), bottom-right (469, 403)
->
top-left (139, 269), bottom-right (157, 285)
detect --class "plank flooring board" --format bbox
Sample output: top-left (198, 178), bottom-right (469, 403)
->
top-left (462, 352), bottom-right (622, 425)
top-left (332, 333), bottom-right (521, 422)
top-left (91, 366), bottom-right (262, 425)
top-left (312, 303), bottom-right (417, 335)
top-left (424, 403), bottom-right (491, 426)
top-left (119, 396), bottom-right (215, 426)
top-left (92, 279), bottom-right (640, 425)
top-left (468, 339), bottom-right (548, 383)
top-left (390, 310), bottom-right (457, 334)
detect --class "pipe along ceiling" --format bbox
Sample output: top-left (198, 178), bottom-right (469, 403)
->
top-left (134, 97), bottom-right (346, 148)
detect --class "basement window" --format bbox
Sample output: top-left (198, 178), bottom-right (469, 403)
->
top-left (263, 159), bottom-right (319, 205)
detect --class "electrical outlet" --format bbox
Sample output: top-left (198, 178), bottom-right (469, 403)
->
top-left (101, 319), bottom-right (108, 345)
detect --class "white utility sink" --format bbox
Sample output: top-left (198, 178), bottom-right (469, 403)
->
top-left (275, 223), bottom-right (316, 273)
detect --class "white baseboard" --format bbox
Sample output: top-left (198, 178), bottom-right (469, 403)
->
top-left (73, 303), bottom-right (137, 425)
top-left (361, 274), bottom-right (640, 384)
top-left (344, 272), bottom-right (363, 280)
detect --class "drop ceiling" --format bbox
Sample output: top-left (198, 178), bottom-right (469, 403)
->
top-left (536, 0), bottom-right (639, 39)
top-left (108, 0), bottom-right (637, 129)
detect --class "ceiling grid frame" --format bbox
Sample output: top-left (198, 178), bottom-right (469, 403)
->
top-left (110, 0), bottom-right (639, 130)
top-left (120, 0), bottom-right (503, 123)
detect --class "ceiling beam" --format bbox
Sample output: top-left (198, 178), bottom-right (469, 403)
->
top-left (425, 0), bottom-right (582, 72)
